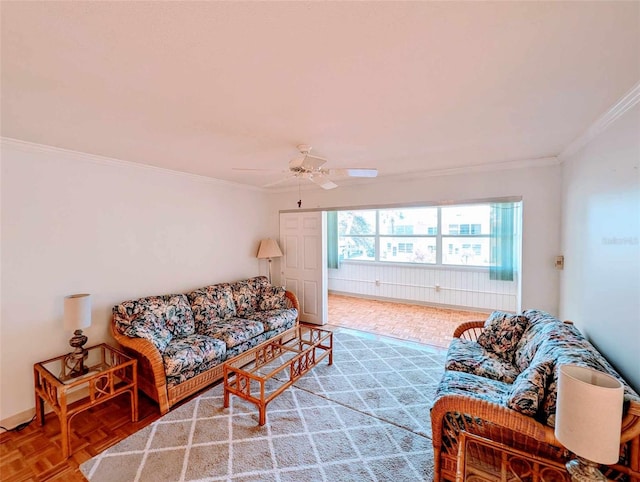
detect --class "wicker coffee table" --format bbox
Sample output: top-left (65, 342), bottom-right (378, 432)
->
top-left (223, 325), bottom-right (333, 425)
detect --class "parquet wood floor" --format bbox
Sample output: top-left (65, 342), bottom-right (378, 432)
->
top-left (0, 392), bottom-right (161, 481)
top-left (1, 296), bottom-right (489, 481)
top-left (328, 293), bottom-right (487, 348)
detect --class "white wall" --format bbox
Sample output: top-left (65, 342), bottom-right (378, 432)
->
top-left (267, 163), bottom-right (562, 314)
top-left (560, 104), bottom-right (640, 392)
top-left (0, 140), bottom-right (270, 422)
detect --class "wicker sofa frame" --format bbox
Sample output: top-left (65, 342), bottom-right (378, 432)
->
top-left (431, 320), bottom-right (640, 482)
top-left (111, 290), bottom-right (300, 415)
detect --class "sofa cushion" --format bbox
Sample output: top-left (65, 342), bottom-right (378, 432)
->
top-left (162, 334), bottom-right (227, 377)
top-left (445, 338), bottom-right (520, 383)
top-left (477, 311), bottom-right (529, 362)
top-left (259, 285), bottom-right (288, 311)
top-left (535, 333), bottom-right (640, 427)
top-left (242, 308), bottom-right (298, 332)
top-left (249, 276), bottom-right (270, 290)
top-left (114, 309), bottom-right (172, 352)
top-left (113, 295), bottom-right (198, 352)
top-left (512, 310), bottom-right (577, 371)
top-left (224, 326), bottom-right (292, 360)
top-left (231, 277), bottom-right (270, 316)
top-left (434, 370), bottom-right (512, 407)
top-left (199, 318), bottom-right (265, 349)
top-left (163, 294), bottom-right (196, 338)
top-left (187, 283), bottom-right (237, 331)
top-left (506, 358), bottom-right (552, 417)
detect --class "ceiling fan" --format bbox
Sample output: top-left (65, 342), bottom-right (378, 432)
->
top-left (235, 145), bottom-right (378, 190)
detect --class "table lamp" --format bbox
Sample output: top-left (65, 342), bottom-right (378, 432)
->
top-left (555, 364), bottom-right (624, 481)
top-left (63, 293), bottom-right (92, 377)
top-left (257, 238), bottom-right (283, 283)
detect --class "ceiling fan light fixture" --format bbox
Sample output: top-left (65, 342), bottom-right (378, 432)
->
top-left (245, 144), bottom-right (377, 190)
top-left (331, 168), bottom-right (378, 178)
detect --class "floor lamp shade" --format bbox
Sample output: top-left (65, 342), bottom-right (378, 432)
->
top-left (256, 239), bottom-right (283, 283)
top-left (256, 238), bottom-right (283, 259)
top-left (555, 364), bottom-right (624, 465)
top-left (63, 293), bottom-right (92, 331)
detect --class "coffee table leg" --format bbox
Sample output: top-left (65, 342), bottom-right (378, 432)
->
top-left (223, 386), bottom-right (230, 408)
top-left (259, 405), bottom-right (266, 426)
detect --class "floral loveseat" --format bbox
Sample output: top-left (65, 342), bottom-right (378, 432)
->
top-left (111, 276), bottom-right (299, 414)
top-left (431, 309), bottom-right (640, 482)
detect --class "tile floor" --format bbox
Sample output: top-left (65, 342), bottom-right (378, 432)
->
top-left (327, 293), bottom-right (488, 349)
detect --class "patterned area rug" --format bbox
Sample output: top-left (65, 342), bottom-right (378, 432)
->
top-left (80, 328), bottom-right (446, 481)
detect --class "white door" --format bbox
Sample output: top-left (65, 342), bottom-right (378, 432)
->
top-left (279, 211), bottom-right (327, 325)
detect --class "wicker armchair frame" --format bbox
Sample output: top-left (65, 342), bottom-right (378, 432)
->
top-left (111, 290), bottom-right (300, 415)
top-left (432, 321), bottom-right (640, 482)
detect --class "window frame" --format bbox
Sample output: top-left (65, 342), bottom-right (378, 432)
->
top-left (337, 203), bottom-right (499, 268)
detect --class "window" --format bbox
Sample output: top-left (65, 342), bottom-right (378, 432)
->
top-left (441, 205), bottom-right (491, 266)
top-left (335, 202), bottom-right (519, 268)
top-left (338, 210), bottom-right (376, 261)
top-left (379, 207), bottom-right (437, 264)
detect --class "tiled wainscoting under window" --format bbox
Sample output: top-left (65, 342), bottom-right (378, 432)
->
top-left (329, 262), bottom-right (518, 312)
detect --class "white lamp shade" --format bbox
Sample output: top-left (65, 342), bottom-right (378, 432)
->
top-left (63, 293), bottom-right (92, 331)
top-left (555, 364), bottom-right (624, 465)
top-left (256, 238), bottom-right (283, 259)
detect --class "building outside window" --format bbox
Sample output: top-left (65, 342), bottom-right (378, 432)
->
top-left (441, 205), bottom-right (491, 266)
top-left (337, 203), bottom-right (502, 267)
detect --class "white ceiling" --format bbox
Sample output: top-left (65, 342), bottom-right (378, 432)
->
top-left (2, 1), bottom-right (639, 190)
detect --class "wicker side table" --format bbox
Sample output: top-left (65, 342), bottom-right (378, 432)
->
top-left (34, 343), bottom-right (138, 458)
top-left (457, 431), bottom-right (572, 482)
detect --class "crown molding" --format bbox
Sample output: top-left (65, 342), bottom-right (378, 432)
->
top-left (0, 140), bottom-right (561, 194)
top-left (267, 156), bottom-right (560, 193)
top-left (559, 81), bottom-right (640, 161)
top-left (0, 137), bottom-right (264, 192)
top-left (387, 156), bottom-right (560, 180)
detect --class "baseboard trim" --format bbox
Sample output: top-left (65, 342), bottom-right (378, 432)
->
top-left (0, 408), bottom-right (36, 433)
top-left (1, 387), bottom-right (90, 433)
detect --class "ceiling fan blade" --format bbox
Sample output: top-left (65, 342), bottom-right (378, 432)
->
top-left (233, 167), bottom-right (282, 172)
top-left (310, 173), bottom-right (338, 190)
top-left (329, 168), bottom-right (378, 178)
top-left (300, 154), bottom-right (327, 170)
top-left (263, 174), bottom-right (296, 188)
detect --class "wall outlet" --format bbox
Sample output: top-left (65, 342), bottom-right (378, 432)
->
top-left (375, 279), bottom-right (381, 286)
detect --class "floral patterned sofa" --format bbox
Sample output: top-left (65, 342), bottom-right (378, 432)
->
top-left (431, 309), bottom-right (640, 482)
top-left (111, 276), bottom-right (299, 414)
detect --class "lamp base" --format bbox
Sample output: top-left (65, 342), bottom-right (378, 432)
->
top-left (65, 329), bottom-right (89, 378)
top-left (566, 457), bottom-right (607, 482)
